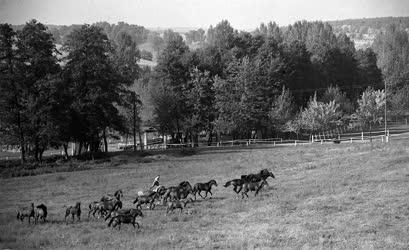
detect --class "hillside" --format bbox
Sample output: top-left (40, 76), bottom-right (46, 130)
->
top-left (1, 141), bottom-right (408, 248)
top-left (328, 16), bottom-right (409, 49)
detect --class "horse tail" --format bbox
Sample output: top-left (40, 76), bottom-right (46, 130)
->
top-left (224, 180), bottom-right (232, 187)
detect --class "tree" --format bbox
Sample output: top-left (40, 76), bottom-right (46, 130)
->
top-left (299, 93), bottom-right (342, 135)
top-left (355, 48), bottom-right (383, 89)
top-left (390, 85), bottom-right (409, 118)
top-left (63, 24), bottom-right (128, 155)
top-left (147, 31), bottom-right (164, 55)
top-left (320, 85), bottom-right (354, 115)
top-left (354, 87), bottom-right (386, 136)
top-left (269, 86), bottom-right (294, 133)
top-left (207, 20), bottom-right (236, 50)
top-left (16, 20), bottom-right (61, 161)
top-left (0, 23), bottom-right (27, 162)
top-left (184, 68), bottom-right (215, 145)
top-left (373, 24), bottom-right (409, 89)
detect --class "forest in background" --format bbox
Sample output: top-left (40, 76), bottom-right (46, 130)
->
top-left (1, 16), bottom-right (409, 162)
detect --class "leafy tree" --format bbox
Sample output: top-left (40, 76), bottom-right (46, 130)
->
top-left (355, 48), bottom-right (383, 88)
top-left (299, 93), bottom-right (341, 134)
top-left (185, 28), bottom-right (205, 45)
top-left (16, 20), bottom-right (61, 161)
top-left (390, 85), bottom-right (409, 117)
top-left (373, 24), bottom-right (409, 89)
top-left (184, 68), bottom-right (215, 145)
top-left (0, 23), bottom-right (27, 162)
top-left (147, 31), bottom-right (164, 55)
top-left (269, 86), bottom-right (294, 133)
top-left (354, 87), bottom-right (386, 135)
top-left (63, 24), bottom-right (128, 155)
top-left (320, 85), bottom-right (354, 115)
top-left (207, 20), bottom-right (236, 50)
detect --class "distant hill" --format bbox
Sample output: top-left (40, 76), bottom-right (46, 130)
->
top-left (327, 16), bottom-right (409, 49)
top-left (11, 16), bottom-right (409, 57)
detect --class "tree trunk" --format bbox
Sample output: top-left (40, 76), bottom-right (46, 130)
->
top-left (63, 143), bottom-right (69, 159)
top-left (207, 130), bottom-right (213, 146)
top-left (17, 113), bottom-right (26, 164)
top-left (103, 129), bottom-right (108, 153)
top-left (138, 130), bottom-right (143, 151)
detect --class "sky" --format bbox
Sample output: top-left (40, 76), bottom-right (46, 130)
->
top-left (1, 0), bottom-right (409, 30)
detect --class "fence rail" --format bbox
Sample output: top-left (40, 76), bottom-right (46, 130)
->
top-left (2, 123), bottom-right (409, 161)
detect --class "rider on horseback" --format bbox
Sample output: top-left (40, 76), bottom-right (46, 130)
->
top-left (150, 175), bottom-right (160, 192)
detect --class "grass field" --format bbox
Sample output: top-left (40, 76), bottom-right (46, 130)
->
top-left (0, 141), bottom-right (409, 249)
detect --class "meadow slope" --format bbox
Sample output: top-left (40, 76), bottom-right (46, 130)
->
top-left (0, 141), bottom-right (409, 249)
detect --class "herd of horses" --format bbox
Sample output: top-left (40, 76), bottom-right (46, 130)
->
top-left (15, 168), bottom-right (275, 230)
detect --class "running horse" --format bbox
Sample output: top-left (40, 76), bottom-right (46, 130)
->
top-left (192, 180), bottom-right (217, 200)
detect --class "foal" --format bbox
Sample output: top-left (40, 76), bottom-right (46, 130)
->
top-left (65, 202), bottom-right (81, 224)
top-left (192, 180), bottom-right (217, 200)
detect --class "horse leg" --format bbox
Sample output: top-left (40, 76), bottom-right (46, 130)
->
top-left (209, 190), bottom-right (213, 197)
top-left (198, 191), bottom-right (204, 199)
top-left (203, 191), bottom-right (208, 199)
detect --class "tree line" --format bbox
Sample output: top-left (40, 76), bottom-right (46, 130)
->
top-left (0, 20), bottom-right (141, 162)
top-left (145, 20), bottom-right (386, 145)
top-left (1, 19), bottom-right (408, 162)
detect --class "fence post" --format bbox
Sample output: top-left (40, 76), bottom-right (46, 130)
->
top-left (361, 132), bottom-right (364, 142)
top-left (273, 141), bottom-right (276, 147)
top-left (350, 138), bottom-right (352, 143)
top-left (320, 140), bottom-right (323, 145)
top-left (294, 140), bottom-right (297, 146)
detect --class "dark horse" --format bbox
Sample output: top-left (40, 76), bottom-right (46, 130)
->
top-left (241, 169), bottom-right (275, 183)
top-left (163, 181), bottom-right (193, 201)
top-left (108, 209), bottom-right (144, 230)
top-left (241, 180), bottom-right (268, 199)
top-left (34, 204), bottom-right (48, 224)
top-left (101, 189), bottom-right (123, 202)
top-left (225, 169), bottom-right (275, 194)
top-left (224, 179), bottom-right (246, 193)
top-left (192, 180), bottom-right (217, 200)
